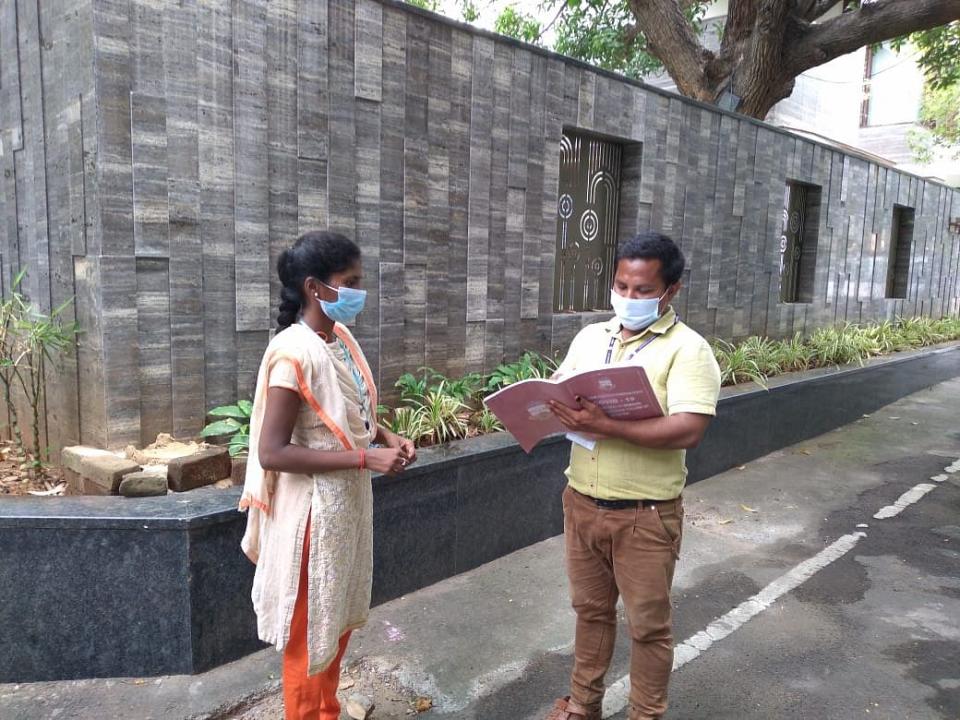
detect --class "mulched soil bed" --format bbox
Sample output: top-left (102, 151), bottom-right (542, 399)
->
top-left (0, 440), bottom-right (65, 497)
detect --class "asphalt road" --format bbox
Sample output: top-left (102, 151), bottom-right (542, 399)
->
top-left (409, 377), bottom-right (960, 720)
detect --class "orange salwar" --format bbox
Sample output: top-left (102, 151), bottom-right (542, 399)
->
top-left (283, 516), bottom-right (353, 720)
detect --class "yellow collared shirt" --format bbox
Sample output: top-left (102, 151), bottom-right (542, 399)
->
top-left (556, 308), bottom-right (721, 500)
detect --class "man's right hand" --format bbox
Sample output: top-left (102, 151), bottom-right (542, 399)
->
top-left (365, 447), bottom-right (408, 475)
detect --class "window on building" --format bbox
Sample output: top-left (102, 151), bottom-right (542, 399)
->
top-left (554, 130), bottom-right (623, 312)
top-left (886, 205), bottom-right (915, 299)
top-left (861, 43), bottom-right (922, 127)
top-left (779, 181), bottom-right (822, 304)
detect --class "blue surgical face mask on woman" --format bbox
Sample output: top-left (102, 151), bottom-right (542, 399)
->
top-left (610, 288), bottom-right (665, 331)
top-left (316, 281), bottom-right (367, 324)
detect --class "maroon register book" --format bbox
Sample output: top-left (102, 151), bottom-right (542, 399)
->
top-left (483, 365), bottom-right (663, 453)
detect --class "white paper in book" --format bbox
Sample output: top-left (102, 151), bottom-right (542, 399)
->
top-left (483, 365), bottom-right (663, 453)
top-left (566, 432), bottom-right (597, 451)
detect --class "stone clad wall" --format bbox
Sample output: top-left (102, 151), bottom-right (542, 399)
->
top-left (0, 0), bottom-right (101, 452)
top-left (1, 0), bottom-right (959, 450)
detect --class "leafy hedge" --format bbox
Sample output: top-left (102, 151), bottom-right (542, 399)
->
top-left (206, 315), bottom-right (960, 453)
top-left (712, 316), bottom-right (960, 387)
top-left (379, 352), bottom-right (557, 447)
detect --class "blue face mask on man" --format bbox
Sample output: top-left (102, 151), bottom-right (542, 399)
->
top-left (316, 281), bottom-right (367, 324)
top-left (610, 288), bottom-right (665, 331)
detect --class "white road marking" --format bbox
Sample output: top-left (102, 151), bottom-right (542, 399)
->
top-left (599, 457), bottom-right (960, 718)
top-left (873, 483), bottom-right (937, 519)
top-left (601, 532), bottom-right (867, 718)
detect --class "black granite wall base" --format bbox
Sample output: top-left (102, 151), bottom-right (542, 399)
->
top-left (1, 344), bottom-right (957, 682)
top-left (0, 493), bottom-right (263, 683)
top-left (688, 344), bottom-right (960, 482)
top-left (371, 432), bottom-right (569, 604)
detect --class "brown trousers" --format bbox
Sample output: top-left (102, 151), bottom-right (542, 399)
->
top-left (563, 485), bottom-right (683, 720)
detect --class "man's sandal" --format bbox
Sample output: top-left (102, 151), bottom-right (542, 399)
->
top-left (544, 696), bottom-right (602, 720)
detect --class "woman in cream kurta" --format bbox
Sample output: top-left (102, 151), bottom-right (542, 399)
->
top-left (240, 231), bottom-right (416, 720)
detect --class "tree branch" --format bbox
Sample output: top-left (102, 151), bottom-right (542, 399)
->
top-left (626, 0), bottom-right (714, 100)
top-left (623, 22), bottom-right (642, 48)
top-left (797, 0), bottom-right (844, 22)
top-left (535, 0), bottom-right (567, 43)
top-left (721, 0), bottom-right (758, 54)
top-left (786, 0), bottom-right (960, 76)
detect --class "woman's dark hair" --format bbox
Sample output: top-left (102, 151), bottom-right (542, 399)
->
top-left (276, 231), bottom-right (361, 329)
top-left (614, 231), bottom-right (686, 286)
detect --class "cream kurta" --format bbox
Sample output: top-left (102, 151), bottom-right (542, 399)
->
top-left (240, 322), bottom-right (379, 674)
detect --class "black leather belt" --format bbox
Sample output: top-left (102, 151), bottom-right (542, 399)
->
top-left (572, 488), bottom-right (673, 510)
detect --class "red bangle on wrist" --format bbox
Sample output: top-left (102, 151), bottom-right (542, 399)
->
top-left (358, 449), bottom-right (366, 470)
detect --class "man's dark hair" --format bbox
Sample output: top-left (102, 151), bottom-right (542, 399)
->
top-left (614, 231), bottom-right (686, 286)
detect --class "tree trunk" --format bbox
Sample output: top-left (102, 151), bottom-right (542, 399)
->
top-left (734, 71), bottom-right (796, 120)
top-left (627, 0), bottom-right (716, 102)
top-left (731, 0), bottom-right (792, 118)
top-left (628, 0), bottom-right (960, 121)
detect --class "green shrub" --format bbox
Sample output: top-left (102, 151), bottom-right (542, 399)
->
top-left (414, 385), bottom-right (470, 445)
top-left (770, 333), bottom-right (816, 373)
top-left (712, 315), bottom-right (959, 389)
top-left (387, 405), bottom-right (429, 446)
top-left (897, 316), bottom-right (947, 347)
top-left (250, 317), bottom-right (960, 451)
top-left (0, 269), bottom-right (80, 472)
top-left (808, 325), bottom-right (876, 367)
top-left (485, 352), bottom-right (557, 393)
top-left (202, 400), bottom-right (252, 457)
top-left (472, 407), bottom-right (504, 435)
top-left (395, 368), bottom-right (435, 404)
top-left (379, 351), bottom-right (555, 447)
top-left (711, 339), bottom-right (768, 388)
top-left (737, 336), bottom-right (781, 376)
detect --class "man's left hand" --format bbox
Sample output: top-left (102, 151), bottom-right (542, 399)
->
top-left (549, 396), bottom-right (611, 436)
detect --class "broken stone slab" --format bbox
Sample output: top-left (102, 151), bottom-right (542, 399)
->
top-left (78, 454), bottom-right (142, 494)
top-left (167, 447), bottom-right (231, 492)
top-left (119, 472), bottom-right (168, 498)
top-left (61, 446), bottom-right (118, 475)
top-left (231, 455), bottom-right (247, 485)
top-left (345, 694), bottom-right (375, 720)
top-left (125, 433), bottom-right (205, 466)
top-left (62, 467), bottom-right (85, 495)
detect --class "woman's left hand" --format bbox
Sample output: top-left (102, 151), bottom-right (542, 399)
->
top-left (382, 428), bottom-right (417, 467)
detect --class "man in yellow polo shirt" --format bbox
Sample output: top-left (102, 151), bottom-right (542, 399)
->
top-left (545, 232), bottom-right (721, 720)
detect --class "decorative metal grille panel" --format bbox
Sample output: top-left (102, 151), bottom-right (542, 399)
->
top-left (554, 132), bottom-right (623, 312)
top-left (887, 205), bottom-right (915, 299)
top-left (780, 183), bottom-right (808, 303)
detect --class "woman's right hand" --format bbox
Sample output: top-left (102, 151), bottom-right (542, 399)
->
top-left (365, 447), bottom-right (408, 475)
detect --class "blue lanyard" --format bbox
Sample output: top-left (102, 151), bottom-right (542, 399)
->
top-left (604, 316), bottom-right (680, 364)
top-left (300, 319), bottom-right (371, 423)
top-left (337, 338), bottom-right (369, 409)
